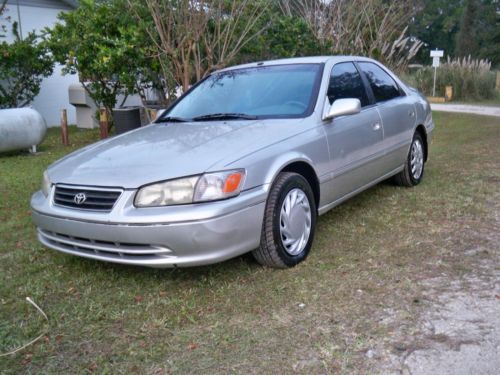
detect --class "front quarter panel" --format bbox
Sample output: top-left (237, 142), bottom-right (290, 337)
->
top-left (221, 124), bottom-right (330, 206)
top-left (412, 89), bottom-right (435, 139)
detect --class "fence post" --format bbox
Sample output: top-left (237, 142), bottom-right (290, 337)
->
top-left (150, 109), bottom-right (158, 122)
top-left (496, 71), bottom-right (500, 91)
top-left (99, 108), bottom-right (109, 139)
top-left (60, 109), bottom-right (69, 146)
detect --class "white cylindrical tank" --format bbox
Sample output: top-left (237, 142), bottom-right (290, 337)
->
top-left (0, 108), bottom-right (47, 153)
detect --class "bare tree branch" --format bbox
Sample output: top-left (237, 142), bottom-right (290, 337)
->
top-left (278, 0), bottom-right (420, 71)
top-left (132, 0), bottom-right (269, 94)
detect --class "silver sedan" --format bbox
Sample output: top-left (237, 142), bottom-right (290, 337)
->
top-left (31, 56), bottom-right (434, 268)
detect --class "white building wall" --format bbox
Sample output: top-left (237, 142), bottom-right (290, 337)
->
top-left (3, 3), bottom-right (79, 126)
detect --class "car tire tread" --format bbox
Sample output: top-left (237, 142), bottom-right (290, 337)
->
top-left (394, 132), bottom-right (425, 187)
top-left (252, 172), bottom-right (316, 268)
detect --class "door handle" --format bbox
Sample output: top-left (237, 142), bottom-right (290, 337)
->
top-left (372, 122), bottom-right (381, 131)
top-left (409, 110), bottom-right (415, 117)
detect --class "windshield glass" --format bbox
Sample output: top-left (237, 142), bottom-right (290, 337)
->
top-left (163, 64), bottom-right (322, 120)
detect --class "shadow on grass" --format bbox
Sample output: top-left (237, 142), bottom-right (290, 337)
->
top-left (64, 251), bottom-right (261, 282)
top-left (0, 149), bottom-right (39, 158)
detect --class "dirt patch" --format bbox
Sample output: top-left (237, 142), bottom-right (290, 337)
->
top-left (370, 195), bottom-right (500, 375)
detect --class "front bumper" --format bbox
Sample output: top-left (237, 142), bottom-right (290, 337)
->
top-left (31, 186), bottom-right (267, 268)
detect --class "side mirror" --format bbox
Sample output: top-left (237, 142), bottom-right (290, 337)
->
top-left (322, 98), bottom-right (361, 121)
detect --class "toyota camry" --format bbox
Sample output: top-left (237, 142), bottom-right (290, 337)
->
top-left (31, 56), bottom-right (434, 268)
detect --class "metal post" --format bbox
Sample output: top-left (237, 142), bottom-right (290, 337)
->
top-left (16, 0), bottom-right (23, 40)
top-left (60, 109), bottom-right (69, 146)
top-left (430, 49), bottom-right (443, 97)
top-left (99, 108), bottom-right (109, 139)
top-left (432, 66), bottom-right (437, 97)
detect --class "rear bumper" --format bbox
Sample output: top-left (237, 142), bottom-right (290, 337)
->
top-left (31, 187), bottom-right (267, 268)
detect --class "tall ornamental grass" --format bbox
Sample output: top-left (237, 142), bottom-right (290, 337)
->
top-left (407, 56), bottom-right (496, 101)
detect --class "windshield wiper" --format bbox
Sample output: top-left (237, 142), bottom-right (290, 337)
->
top-left (157, 116), bottom-right (190, 123)
top-left (192, 113), bottom-right (258, 121)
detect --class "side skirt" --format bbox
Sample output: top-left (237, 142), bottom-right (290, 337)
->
top-left (318, 165), bottom-right (404, 216)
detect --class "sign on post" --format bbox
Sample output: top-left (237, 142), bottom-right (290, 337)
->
top-left (430, 49), bottom-right (444, 96)
top-left (430, 50), bottom-right (444, 58)
top-left (432, 56), bottom-right (440, 68)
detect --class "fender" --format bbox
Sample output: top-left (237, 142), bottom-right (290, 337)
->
top-left (264, 153), bottom-right (319, 188)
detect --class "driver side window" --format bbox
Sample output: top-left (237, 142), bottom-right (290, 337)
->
top-left (327, 62), bottom-right (369, 107)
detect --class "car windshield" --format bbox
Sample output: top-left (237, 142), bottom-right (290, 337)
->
top-left (162, 64), bottom-right (322, 121)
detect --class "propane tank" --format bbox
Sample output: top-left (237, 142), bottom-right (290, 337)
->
top-left (0, 108), bottom-right (47, 153)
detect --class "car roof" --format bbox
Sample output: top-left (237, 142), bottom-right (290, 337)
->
top-left (217, 56), bottom-right (377, 73)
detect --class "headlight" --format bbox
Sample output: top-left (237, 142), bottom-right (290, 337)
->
top-left (193, 170), bottom-right (245, 202)
top-left (41, 171), bottom-right (51, 197)
top-left (135, 176), bottom-right (198, 207)
top-left (134, 169), bottom-right (245, 207)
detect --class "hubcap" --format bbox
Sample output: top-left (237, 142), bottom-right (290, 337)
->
top-left (279, 188), bottom-right (312, 256)
top-left (410, 139), bottom-right (424, 180)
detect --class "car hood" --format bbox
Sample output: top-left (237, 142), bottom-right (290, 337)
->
top-left (48, 119), bottom-right (308, 189)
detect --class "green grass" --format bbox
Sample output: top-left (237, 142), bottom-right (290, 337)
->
top-left (1, 113), bottom-right (499, 374)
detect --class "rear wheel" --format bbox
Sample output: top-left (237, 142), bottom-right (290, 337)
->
top-left (394, 132), bottom-right (425, 187)
top-left (252, 172), bottom-right (317, 268)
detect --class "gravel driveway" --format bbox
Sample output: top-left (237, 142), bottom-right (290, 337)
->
top-left (379, 192), bottom-right (500, 375)
top-left (431, 104), bottom-right (500, 117)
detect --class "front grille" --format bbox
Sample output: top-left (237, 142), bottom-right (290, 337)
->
top-left (53, 185), bottom-right (122, 211)
top-left (38, 229), bottom-right (172, 260)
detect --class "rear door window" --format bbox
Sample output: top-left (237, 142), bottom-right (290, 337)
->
top-left (358, 62), bottom-right (401, 103)
top-left (327, 62), bottom-right (369, 107)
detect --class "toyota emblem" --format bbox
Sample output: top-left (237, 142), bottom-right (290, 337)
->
top-left (74, 192), bottom-right (87, 205)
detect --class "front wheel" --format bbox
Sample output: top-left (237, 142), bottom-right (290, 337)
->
top-left (394, 132), bottom-right (425, 187)
top-left (252, 172), bottom-right (317, 268)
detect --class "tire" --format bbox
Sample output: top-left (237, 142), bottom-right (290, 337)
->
top-left (252, 172), bottom-right (317, 268)
top-left (394, 132), bottom-right (425, 187)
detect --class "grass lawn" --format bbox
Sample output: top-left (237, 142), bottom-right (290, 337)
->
top-left (1, 112), bottom-right (499, 374)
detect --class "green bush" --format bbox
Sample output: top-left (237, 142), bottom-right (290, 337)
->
top-left (0, 23), bottom-right (54, 108)
top-left (408, 56), bottom-right (496, 101)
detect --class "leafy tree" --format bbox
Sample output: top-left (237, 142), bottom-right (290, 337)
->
top-left (237, 13), bottom-right (327, 63)
top-left (456, 0), bottom-right (499, 65)
top-left (410, 0), bottom-right (499, 65)
top-left (0, 23), bottom-right (54, 108)
top-left (487, 9), bottom-right (500, 65)
top-left (456, 0), bottom-right (481, 57)
top-left (409, 0), bottom-right (463, 63)
top-left (45, 0), bottom-right (162, 114)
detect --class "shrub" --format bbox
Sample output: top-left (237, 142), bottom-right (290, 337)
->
top-left (0, 23), bottom-right (54, 108)
top-left (45, 0), bottom-right (163, 114)
top-left (409, 56), bottom-right (496, 101)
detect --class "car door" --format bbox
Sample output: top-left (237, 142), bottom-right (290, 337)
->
top-left (357, 62), bottom-right (416, 174)
top-left (322, 62), bottom-right (385, 203)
